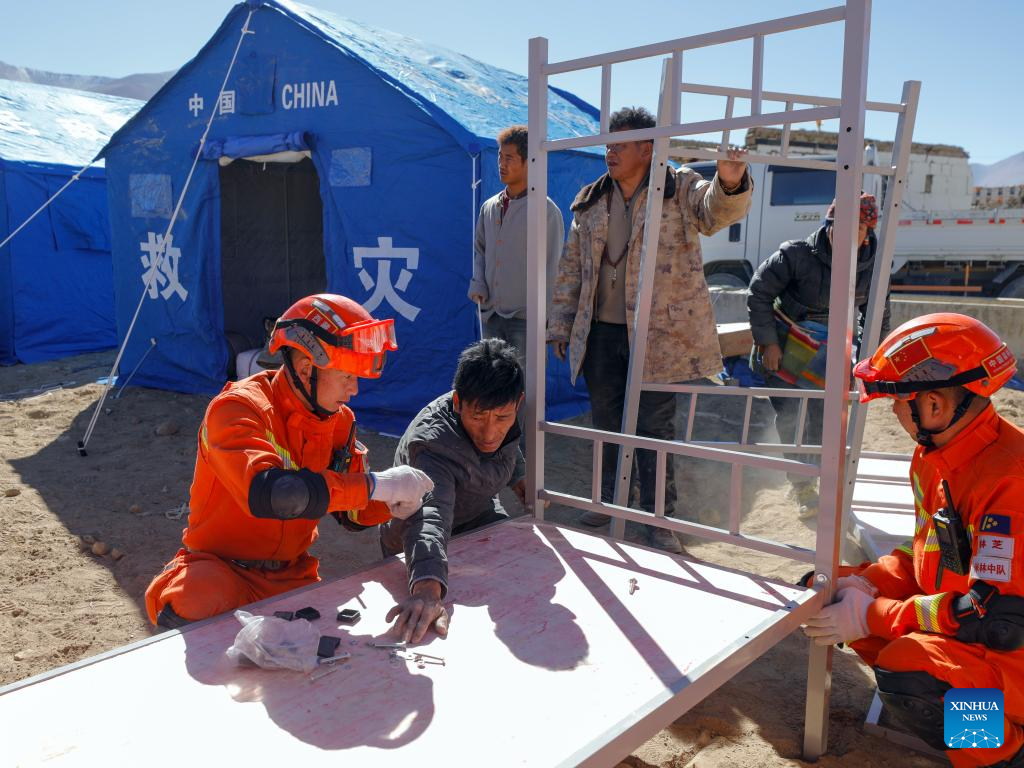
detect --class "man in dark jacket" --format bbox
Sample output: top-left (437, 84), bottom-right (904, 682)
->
top-left (747, 193), bottom-right (890, 519)
top-left (381, 338), bottom-right (525, 642)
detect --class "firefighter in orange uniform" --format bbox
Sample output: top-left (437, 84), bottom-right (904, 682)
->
top-left (145, 294), bottom-right (434, 628)
top-left (803, 313), bottom-right (1024, 768)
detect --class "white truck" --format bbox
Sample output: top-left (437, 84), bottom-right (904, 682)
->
top-left (688, 161), bottom-right (1024, 297)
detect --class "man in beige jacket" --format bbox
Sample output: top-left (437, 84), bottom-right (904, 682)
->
top-left (547, 106), bottom-right (751, 552)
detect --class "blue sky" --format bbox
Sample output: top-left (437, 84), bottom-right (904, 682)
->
top-left (1, 1), bottom-right (1019, 164)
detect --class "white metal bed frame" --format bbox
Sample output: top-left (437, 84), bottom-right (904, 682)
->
top-left (523, 0), bottom-right (919, 758)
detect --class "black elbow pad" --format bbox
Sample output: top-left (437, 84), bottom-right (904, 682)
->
top-left (249, 468), bottom-right (329, 521)
top-left (954, 581), bottom-right (1024, 651)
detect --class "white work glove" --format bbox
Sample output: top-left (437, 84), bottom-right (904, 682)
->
top-left (386, 499), bottom-right (423, 521)
top-left (836, 574), bottom-right (879, 598)
top-left (802, 587), bottom-right (873, 647)
top-left (371, 465), bottom-right (434, 508)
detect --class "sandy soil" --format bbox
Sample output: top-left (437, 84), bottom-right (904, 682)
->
top-left (3, 350), bottom-right (1020, 766)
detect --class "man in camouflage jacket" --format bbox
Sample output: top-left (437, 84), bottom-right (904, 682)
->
top-left (547, 106), bottom-right (751, 551)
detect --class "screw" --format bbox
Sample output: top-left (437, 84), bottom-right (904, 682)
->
top-left (629, 578), bottom-right (639, 595)
top-left (814, 573), bottom-right (829, 584)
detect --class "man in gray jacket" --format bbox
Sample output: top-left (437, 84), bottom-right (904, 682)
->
top-left (469, 125), bottom-right (565, 371)
top-left (381, 339), bottom-right (525, 642)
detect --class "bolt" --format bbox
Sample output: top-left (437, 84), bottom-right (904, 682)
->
top-left (814, 573), bottom-right (829, 584)
top-left (628, 578), bottom-right (639, 595)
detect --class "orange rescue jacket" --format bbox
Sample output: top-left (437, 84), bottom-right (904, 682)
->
top-left (182, 368), bottom-right (389, 563)
top-left (861, 404), bottom-right (1024, 638)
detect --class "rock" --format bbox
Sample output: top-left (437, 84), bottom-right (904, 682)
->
top-left (696, 729), bottom-right (713, 748)
top-left (13, 649), bottom-right (37, 662)
top-left (128, 504), bottom-right (142, 515)
top-left (161, 485), bottom-right (169, 494)
top-left (3, 487), bottom-right (20, 497)
top-left (110, 548), bottom-right (125, 561)
top-left (155, 420), bottom-right (180, 437)
top-left (81, 534), bottom-right (97, 545)
top-left (91, 541), bottom-right (110, 556)
top-left (104, 407), bottom-right (113, 416)
top-left (11, 608), bottom-right (25, 617)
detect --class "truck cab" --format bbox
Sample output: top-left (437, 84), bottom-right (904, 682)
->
top-left (689, 161), bottom-right (1024, 297)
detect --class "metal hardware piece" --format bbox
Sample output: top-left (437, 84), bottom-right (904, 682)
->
top-left (628, 578), bottom-right (639, 595)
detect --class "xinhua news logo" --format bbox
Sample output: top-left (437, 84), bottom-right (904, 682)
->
top-left (944, 688), bottom-right (1004, 749)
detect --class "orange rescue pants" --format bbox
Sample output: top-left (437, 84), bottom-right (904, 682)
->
top-left (144, 548), bottom-right (320, 625)
top-left (850, 631), bottom-right (1024, 767)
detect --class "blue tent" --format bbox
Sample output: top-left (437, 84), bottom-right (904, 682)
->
top-left (98, 0), bottom-right (605, 433)
top-left (0, 80), bottom-right (141, 364)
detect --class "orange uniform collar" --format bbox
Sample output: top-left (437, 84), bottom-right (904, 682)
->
top-left (270, 367), bottom-right (340, 430)
top-left (918, 402), bottom-right (999, 475)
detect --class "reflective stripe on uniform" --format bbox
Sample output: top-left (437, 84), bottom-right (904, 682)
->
top-left (913, 593), bottom-right (947, 633)
top-left (264, 429), bottom-right (296, 469)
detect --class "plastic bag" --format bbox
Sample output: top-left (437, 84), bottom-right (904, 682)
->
top-left (225, 610), bottom-right (320, 673)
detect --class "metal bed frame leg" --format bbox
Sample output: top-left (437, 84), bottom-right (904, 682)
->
top-left (803, 0), bottom-right (871, 759)
top-left (609, 59), bottom-right (675, 540)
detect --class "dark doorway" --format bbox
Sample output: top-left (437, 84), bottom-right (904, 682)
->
top-left (219, 157), bottom-right (326, 369)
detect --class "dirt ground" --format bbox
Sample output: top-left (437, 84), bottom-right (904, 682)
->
top-left (3, 350), bottom-right (1022, 766)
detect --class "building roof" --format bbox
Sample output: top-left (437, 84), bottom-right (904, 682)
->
top-left (0, 78), bottom-right (141, 167)
top-left (744, 126), bottom-right (969, 159)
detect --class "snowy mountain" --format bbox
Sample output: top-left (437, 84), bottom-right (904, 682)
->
top-left (971, 150), bottom-right (1024, 187)
top-left (0, 60), bottom-right (172, 101)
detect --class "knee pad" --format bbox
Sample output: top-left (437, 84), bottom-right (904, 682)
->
top-left (156, 604), bottom-right (191, 630)
top-left (874, 667), bottom-right (951, 751)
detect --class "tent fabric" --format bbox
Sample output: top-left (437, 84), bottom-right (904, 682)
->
top-left (0, 80), bottom-right (141, 364)
top-left (201, 131), bottom-right (310, 160)
top-left (98, 0), bottom-right (604, 432)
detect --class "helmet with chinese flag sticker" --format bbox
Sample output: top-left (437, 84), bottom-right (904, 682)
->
top-left (853, 313), bottom-right (1015, 404)
top-left (269, 294), bottom-right (397, 379)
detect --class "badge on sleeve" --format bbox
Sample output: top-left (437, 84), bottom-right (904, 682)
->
top-left (978, 514), bottom-right (1011, 535)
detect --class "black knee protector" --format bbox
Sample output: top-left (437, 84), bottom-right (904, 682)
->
top-left (874, 667), bottom-right (951, 752)
top-left (954, 581), bottom-right (1024, 651)
top-left (248, 468), bottom-right (329, 520)
top-left (156, 604), bottom-right (190, 630)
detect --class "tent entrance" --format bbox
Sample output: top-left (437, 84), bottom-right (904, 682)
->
top-left (219, 156), bottom-right (326, 370)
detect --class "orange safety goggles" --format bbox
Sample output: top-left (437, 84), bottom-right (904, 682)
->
top-left (275, 317), bottom-right (397, 376)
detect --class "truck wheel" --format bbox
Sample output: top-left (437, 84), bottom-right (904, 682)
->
top-left (999, 276), bottom-right (1024, 299)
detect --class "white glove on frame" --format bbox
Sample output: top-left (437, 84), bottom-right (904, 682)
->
top-left (835, 574), bottom-right (879, 598)
top-left (371, 465), bottom-right (434, 508)
top-left (802, 587), bottom-right (873, 647)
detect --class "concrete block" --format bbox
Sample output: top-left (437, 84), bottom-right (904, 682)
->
top-left (708, 287), bottom-right (749, 324)
top-left (890, 296), bottom-right (1024, 360)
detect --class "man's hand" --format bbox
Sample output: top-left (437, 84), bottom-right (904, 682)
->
top-left (386, 579), bottom-right (449, 644)
top-left (716, 147), bottom-right (749, 192)
top-left (511, 478), bottom-right (549, 511)
top-left (512, 478), bottom-right (526, 506)
top-left (548, 340), bottom-right (568, 361)
top-left (802, 587), bottom-right (873, 646)
top-left (469, 292), bottom-right (486, 305)
top-left (760, 343), bottom-right (783, 372)
top-left (372, 465), bottom-right (434, 506)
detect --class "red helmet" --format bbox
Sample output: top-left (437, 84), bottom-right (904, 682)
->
top-left (269, 294), bottom-right (397, 379)
top-left (853, 313), bottom-right (1015, 403)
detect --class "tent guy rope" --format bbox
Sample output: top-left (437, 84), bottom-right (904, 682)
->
top-left (0, 161), bottom-right (95, 253)
top-left (78, 8), bottom-right (256, 456)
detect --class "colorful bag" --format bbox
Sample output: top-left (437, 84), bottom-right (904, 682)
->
top-left (773, 309), bottom-right (828, 389)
